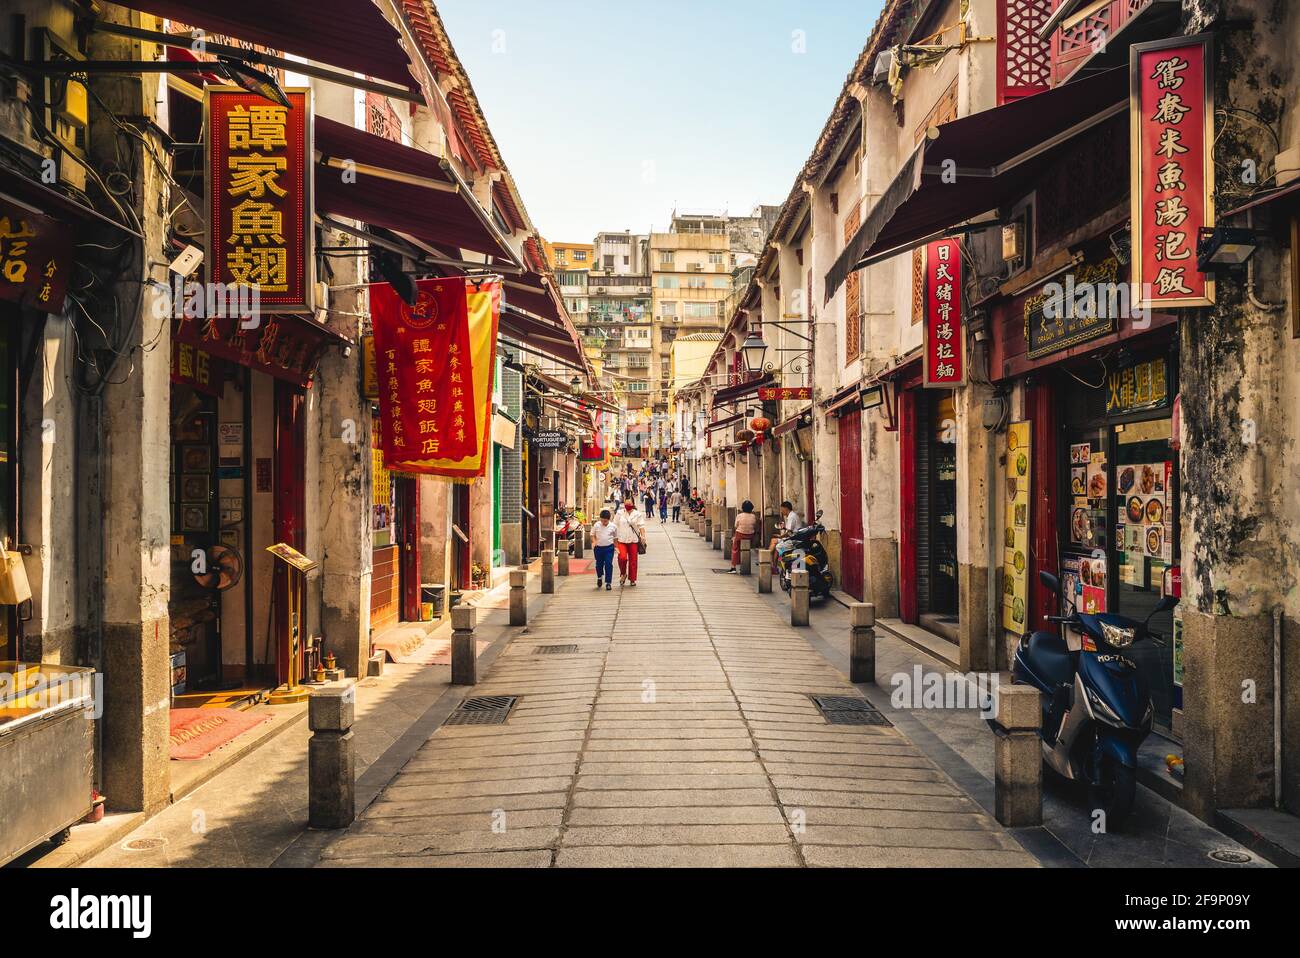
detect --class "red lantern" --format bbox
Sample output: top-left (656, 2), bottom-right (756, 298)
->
top-left (750, 416), bottom-right (771, 446)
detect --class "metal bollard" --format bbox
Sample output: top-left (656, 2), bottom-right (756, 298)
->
top-left (451, 605), bottom-right (477, 686)
top-left (573, 528), bottom-right (584, 559)
top-left (738, 539), bottom-right (752, 575)
top-left (757, 548), bottom-right (772, 594)
top-left (990, 684), bottom-right (1042, 827)
top-left (308, 682), bottom-right (356, 829)
top-left (849, 602), bottom-right (876, 684)
top-left (509, 568), bottom-right (527, 626)
top-left (558, 545), bottom-right (570, 577)
top-left (541, 548), bottom-right (555, 594)
top-left (791, 569), bottom-right (810, 627)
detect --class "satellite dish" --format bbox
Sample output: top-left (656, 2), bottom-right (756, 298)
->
top-left (195, 544), bottom-right (244, 591)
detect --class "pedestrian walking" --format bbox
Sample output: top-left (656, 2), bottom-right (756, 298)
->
top-left (612, 498), bottom-right (646, 586)
top-left (658, 489), bottom-right (668, 522)
top-left (729, 499), bottom-right (758, 573)
top-left (591, 509), bottom-right (617, 591)
top-left (670, 489), bottom-right (682, 523)
top-left (643, 489), bottom-right (655, 517)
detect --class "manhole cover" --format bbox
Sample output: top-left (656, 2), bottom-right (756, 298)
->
top-left (122, 838), bottom-right (167, 851)
top-left (1208, 848), bottom-right (1253, 864)
top-left (534, 644), bottom-right (579, 655)
top-left (809, 694), bottom-right (893, 727)
top-left (443, 695), bottom-right (519, 726)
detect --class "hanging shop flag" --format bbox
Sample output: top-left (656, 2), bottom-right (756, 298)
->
top-left (0, 198), bottom-right (72, 314)
top-left (371, 277), bottom-right (501, 479)
top-left (206, 86), bottom-right (314, 313)
top-left (579, 412), bottom-right (607, 464)
top-left (923, 238), bottom-right (964, 387)
top-left (1130, 33), bottom-right (1214, 309)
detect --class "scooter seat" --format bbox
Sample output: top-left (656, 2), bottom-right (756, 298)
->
top-left (1024, 631), bottom-right (1075, 689)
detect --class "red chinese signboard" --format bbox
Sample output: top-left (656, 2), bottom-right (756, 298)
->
top-left (0, 198), bottom-right (71, 314)
top-left (923, 239), bottom-right (964, 387)
top-left (758, 386), bottom-right (812, 401)
top-left (170, 339), bottom-right (232, 397)
top-left (172, 312), bottom-right (340, 388)
top-left (371, 277), bottom-right (501, 479)
top-left (1131, 34), bottom-right (1214, 309)
top-left (206, 87), bottom-right (314, 313)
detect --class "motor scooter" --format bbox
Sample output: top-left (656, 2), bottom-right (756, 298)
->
top-left (773, 511), bottom-right (834, 600)
top-left (1012, 569), bottom-right (1175, 827)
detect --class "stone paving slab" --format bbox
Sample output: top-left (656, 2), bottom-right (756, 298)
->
top-left (315, 522), bottom-right (1038, 868)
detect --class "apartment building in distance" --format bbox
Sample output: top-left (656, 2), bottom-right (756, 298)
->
top-left (587, 232), bottom-right (653, 412)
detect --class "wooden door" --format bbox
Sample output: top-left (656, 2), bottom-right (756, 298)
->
top-left (837, 409), bottom-right (864, 601)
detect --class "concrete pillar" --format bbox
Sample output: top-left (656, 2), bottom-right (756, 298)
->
top-left (791, 570), bottom-right (810, 627)
top-left (308, 682), bottom-right (356, 829)
top-left (955, 381), bottom-right (994, 673)
top-left (757, 549), bottom-right (772, 593)
top-left (509, 568), bottom-right (527, 626)
top-left (739, 539), bottom-right (752, 576)
top-left (850, 603), bottom-right (876, 684)
top-left (557, 546), bottom-right (569, 577)
top-left (990, 684), bottom-right (1042, 827)
top-left (450, 606), bottom-right (477, 686)
top-left (541, 548), bottom-right (555, 594)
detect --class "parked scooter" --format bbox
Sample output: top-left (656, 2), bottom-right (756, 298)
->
top-left (553, 508), bottom-right (577, 551)
top-left (1011, 569), bottom-right (1175, 827)
top-left (773, 511), bottom-right (834, 600)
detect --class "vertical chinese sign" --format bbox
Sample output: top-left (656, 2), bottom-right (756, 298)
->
top-left (370, 277), bottom-right (501, 479)
top-left (1002, 421), bottom-right (1031, 635)
top-left (923, 238), bottom-right (964, 387)
top-left (0, 198), bottom-right (71, 314)
top-left (207, 86), bottom-right (314, 313)
top-left (1131, 34), bottom-right (1214, 309)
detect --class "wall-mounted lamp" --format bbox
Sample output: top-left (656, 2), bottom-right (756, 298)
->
top-left (1197, 226), bottom-right (1259, 271)
top-left (860, 381), bottom-right (898, 431)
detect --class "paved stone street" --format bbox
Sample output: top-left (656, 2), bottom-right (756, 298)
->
top-left (318, 520), bottom-right (1037, 867)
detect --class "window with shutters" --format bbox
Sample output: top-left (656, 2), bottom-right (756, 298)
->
top-left (843, 198), bottom-right (862, 366)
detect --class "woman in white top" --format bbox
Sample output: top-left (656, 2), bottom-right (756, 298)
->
top-left (611, 499), bottom-right (647, 586)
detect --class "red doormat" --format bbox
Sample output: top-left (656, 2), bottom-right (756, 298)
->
top-left (168, 708), bottom-right (271, 761)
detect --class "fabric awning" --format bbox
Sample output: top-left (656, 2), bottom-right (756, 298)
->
top-left (500, 306), bottom-right (585, 370)
top-left (825, 67), bottom-right (1129, 302)
top-left (314, 118), bottom-right (515, 262)
top-left (711, 372), bottom-right (775, 409)
top-left (706, 413), bottom-right (745, 433)
top-left (1223, 180), bottom-right (1300, 218)
top-left (823, 383), bottom-right (862, 417)
top-left (110, 0), bottom-right (421, 94)
top-left (1, 167), bottom-right (142, 238)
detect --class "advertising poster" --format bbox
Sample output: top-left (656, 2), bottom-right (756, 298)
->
top-left (1002, 421), bottom-right (1031, 634)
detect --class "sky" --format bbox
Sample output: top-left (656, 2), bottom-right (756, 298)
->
top-left (436, 0), bottom-right (886, 243)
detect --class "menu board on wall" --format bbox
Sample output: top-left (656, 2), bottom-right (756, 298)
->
top-left (1002, 421), bottom-right (1031, 634)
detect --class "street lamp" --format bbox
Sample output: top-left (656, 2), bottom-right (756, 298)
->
top-left (740, 330), bottom-right (768, 375)
top-left (569, 375), bottom-right (583, 397)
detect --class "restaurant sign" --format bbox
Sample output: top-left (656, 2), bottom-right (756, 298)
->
top-left (1106, 355), bottom-right (1171, 417)
top-left (758, 386), bottom-right (812, 401)
top-left (1130, 34), bottom-right (1214, 309)
top-left (0, 198), bottom-right (72, 314)
top-left (206, 86), bottom-right (314, 314)
top-left (532, 430), bottom-right (568, 450)
top-left (1024, 258), bottom-right (1120, 360)
top-left (172, 312), bottom-right (339, 388)
top-left (923, 238), bottom-right (964, 387)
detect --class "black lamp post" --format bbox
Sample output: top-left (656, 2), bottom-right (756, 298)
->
top-left (740, 330), bottom-right (768, 375)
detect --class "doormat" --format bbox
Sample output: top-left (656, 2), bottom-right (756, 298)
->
top-left (168, 708), bottom-right (271, 761)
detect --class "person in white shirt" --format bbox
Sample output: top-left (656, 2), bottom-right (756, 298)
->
top-left (590, 509), bottom-right (618, 590)
top-left (768, 500), bottom-right (804, 556)
top-left (611, 499), bottom-right (646, 586)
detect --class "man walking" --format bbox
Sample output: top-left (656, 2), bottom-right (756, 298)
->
top-left (612, 498), bottom-right (646, 586)
top-left (591, 508), bottom-right (617, 591)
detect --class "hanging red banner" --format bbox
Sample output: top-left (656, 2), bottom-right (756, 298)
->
top-left (923, 238), bottom-right (964, 387)
top-left (1131, 33), bottom-right (1215, 309)
top-left (371, 277), bottom-right (501, 479)
top-left (206, 86), bottom-right (314, 313)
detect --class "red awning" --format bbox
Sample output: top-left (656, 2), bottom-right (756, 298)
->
top-left (500, 307), bottom-right (584, 370)
top-left (110, 0), bottom-right (420, 94)
top-left (314, 117), bottom-right (516, 262)
top-left (825, 67), bottom-right (1128, 301)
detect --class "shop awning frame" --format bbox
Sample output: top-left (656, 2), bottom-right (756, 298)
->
top-left (710, 372), bottom-right (775, 410)
top-left (824, 67), bottom-right (1129, 302)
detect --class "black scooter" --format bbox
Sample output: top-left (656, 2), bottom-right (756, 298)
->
top-left (1012, 569), bottom-right (1175, 828)
top-left (773, 511), bottom-right (834, 599)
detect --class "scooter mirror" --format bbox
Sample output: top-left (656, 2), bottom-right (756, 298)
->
top-left (815, 510), bottom-right (823, 520)
top-left (1038, 570), bottom-right (1061, 595)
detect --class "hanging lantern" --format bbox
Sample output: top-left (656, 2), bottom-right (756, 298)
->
top-left (750, 416), bottom-right (771, 445)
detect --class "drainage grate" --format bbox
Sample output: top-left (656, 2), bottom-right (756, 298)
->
top-left (443, 695), bottom-right (519, 726)
top-left (809, 694), bottom-right (893, 727)
top-left (533, 644), bottom-right (579, 655)
top-left (122, 838), bottom-right (167, 851)
top-left (1208, 848), bottom-right (1253, 864)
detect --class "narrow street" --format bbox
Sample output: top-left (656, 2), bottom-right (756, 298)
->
top-left (317, 521), bottom-right (1036, 868)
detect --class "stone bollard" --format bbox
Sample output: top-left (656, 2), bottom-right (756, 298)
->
top-left (739, 539), bottom-right (752, 575)
top-left (558, 545), bottom-right (570, 577)
top-left (849, 602), bottom-right (876, 684)
top-left (573, 528), bottom-right (584, 560)
top-left (451, 605), bottom-right (477, 686)
top-left (791, 569), bottom-right (810, 627)
top-left (991, 684), bottom-right (1042, 827)
top-left (757, 548), bottom-right (772, 594)
top-left (541, 548), bottom-right (555, 594)
top-left (712, 522), bottom-right (722, 551)
top-left (308, 682), bottom-right (356, 829)
top-left (509, 568), bottom-right (527, 626)
top-left (722, 528), bottom-right (732, 560)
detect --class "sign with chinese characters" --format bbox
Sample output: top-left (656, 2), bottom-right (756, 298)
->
top-left (1002, 421), bottom-right (1031, 635)
top-left (170, 339), bottom-right (230, 397)
top-left (370, 277), bottom-right (501, 479)
top-left (1025, 258), bottom-right (1120, 359)
top-left (758, 386), bottom-right (812, 401)
top-left (1131, 34), bottom-right (1214, 309)
top-left (361, 334), bottom-right (379, 400)
top-left (0, 198), bottom-right (72, 314)
top-left (1106, 355), bottom-right (1171, 417)
top-left (923, 239), bottom-right (965, 387)
top-left (172, 312), bottom-right (339, 388)
top-left (206, 86), bottom-right (314, 313)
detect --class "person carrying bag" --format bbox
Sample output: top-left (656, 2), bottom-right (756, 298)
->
top-left (612, 499), bottom-right (647, 586)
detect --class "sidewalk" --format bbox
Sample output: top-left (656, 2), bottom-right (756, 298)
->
top-left (316, 520), bottom-right (1038, 868)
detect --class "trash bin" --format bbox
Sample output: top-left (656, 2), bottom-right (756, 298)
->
top-left (420, 584), bottom-right (446, 621)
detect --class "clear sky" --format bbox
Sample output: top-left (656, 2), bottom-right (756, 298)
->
top-left (436, 0), bottom-right (885, 243)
